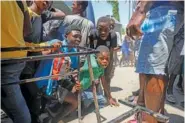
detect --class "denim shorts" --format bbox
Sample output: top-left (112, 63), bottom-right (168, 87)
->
top-left (136, 6), bottom-right (184, 75)
top-left (82, 84), bottom-right (107, 109)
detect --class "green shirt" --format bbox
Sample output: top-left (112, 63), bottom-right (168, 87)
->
top-left (80, 54), bottom-right (104, 90)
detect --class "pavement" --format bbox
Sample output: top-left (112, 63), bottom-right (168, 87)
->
top-left (2, 67), bottom-right (184, 123)
top-left (68, 66), bottom-right (184, 123)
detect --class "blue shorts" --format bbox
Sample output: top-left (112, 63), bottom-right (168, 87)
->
top-left (82, 84), bottom-right (107, 109)
top-left (136, 6), bottom-right (184, 75)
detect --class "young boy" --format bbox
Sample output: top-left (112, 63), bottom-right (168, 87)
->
top-left (36, 25), bottom-right (82, 123)
top-left (89, 16), bottom-right (118, 100)
top-left (80, 45), bottom-right (119, 110)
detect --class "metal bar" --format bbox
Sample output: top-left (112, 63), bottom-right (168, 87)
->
top-left (118, 99), bottom-right (137, 108)
top-left (107, 107), bottom-right (139, 123)
top-left (139, 107), bottom-right (169, 123)
top-left (1, 71), bottom-right (78, 86)
top-left (118, 99), bottom-right (169, 123)
top-left (77, 49), bottom-right (83, 123)
top-left (1, 45), bottom-right (93, 52)
top-left (1, 51), bottom-right (99, 64)
top-left (138, 111), bottom-right (143, 123)
top-left (87, 55), bottom-right (101, 123)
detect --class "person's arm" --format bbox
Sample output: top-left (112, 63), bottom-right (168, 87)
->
top-left (41, 9), bottom-right (65, 23)
top-left (100, 76), bottom-right (119, 106)
top-left (126, 1), bottom-right (154, 40)
top-left (111, 32), bottom-right (119, 51)
top-left (22, 1), bottom-right (32, 37)
top-left (25, 39), bottom-right (62, 52)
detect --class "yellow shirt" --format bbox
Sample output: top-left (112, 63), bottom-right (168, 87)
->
top-left (1, 1), bottom-right (48, 59)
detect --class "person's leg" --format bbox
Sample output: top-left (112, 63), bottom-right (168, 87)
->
top-left (1, 63), bottom-right (31, 123)
top-left (50, 92), bottom-right (78, 123)
top-left (166, 74), bottom-right (177, 103)
top-left (176, 62), bottom-right (184, 92)
top-left (119, 53), bottom-right (124, 67)
top-left (144, 74), bottom-right (167, 123)
top-left (177, 74), bottom-right (183, 89)
top-left (61, 92), bottom-right (78, 117)
top-left (137, 74), bottom-right (146, 106)
top-left (104, 60), bottom-right (113, 97)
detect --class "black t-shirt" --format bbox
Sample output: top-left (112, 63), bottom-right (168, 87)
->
top-left (89, 29), bottom-right (117, 49)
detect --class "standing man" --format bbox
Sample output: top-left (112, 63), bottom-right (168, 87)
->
top-left (166, 25), bottom-right (184, 103)
top-left (126, 1), bottom-right (184, 123)
top-left (1, 1), bottom-right (32, 122)
top-left (1, 1), bottom-right (61, 123)
top-left (43, 1), bottom-right (94, 47)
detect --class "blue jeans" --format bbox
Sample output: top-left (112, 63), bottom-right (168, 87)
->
top-left (1, 63), bottom-right (31, 123)
top-left (82, 84), bottom-right (107, 109)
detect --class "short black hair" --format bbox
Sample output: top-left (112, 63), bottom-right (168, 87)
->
top-left (65, 25), bottom-right (81, 35)
top-left (77, 1), bottom-right (88, 11)
top-left (96, 45), bottom-right (110, 55)
top-left (97, 16), bottom-right (110, 26)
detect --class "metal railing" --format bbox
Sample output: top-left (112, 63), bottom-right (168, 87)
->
top-left (1, 45), bottom-right (170, 123)
top-left (1, 45), bottom-right (101, 123)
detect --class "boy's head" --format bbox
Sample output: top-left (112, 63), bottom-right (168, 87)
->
top-left (65, 25), bottom-right (82, 45)
top-left (72, 1), bottom-right (88, 14)
top-left (96, 46), bottom-right (110, 68)
top-left (33, 0), bottom-right (52, 12)
top-left (97, 16), bottom-right (111, 40)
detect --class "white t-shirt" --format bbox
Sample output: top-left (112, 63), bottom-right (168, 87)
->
top-left (43, 14), bottom-right (94, 47)
top-left (115, 32), bottom-right (122, 47)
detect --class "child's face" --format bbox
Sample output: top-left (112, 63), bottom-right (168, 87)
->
top-left (97, 22), bottom-right (110, 40)
top-left (97, 52), bottom-right (110, 68)
top-left (66, 30), bottom-right (82, 45)
top-left (34, 0), bottom-right (51, 12)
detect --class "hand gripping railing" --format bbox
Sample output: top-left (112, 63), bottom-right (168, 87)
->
top-left (1, 45), bottom-right (102, 123)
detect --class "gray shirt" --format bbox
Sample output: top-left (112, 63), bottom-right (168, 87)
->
top-left (43, 14), bottom-right (94, 47)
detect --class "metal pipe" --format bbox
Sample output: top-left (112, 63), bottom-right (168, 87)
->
top-left (1, 71), bottom-right (78, 86)
top-left (1, 51), bottom-right (99, 64)
top-left (77, 49), bottom-right (83, 123)
top-left (87, 55), bottom-right (101, 123)
top-left (107, 107), bottom-right (139, 123)
top-left (139, 107), bottom-right (169, 123)
top-left (1, 45), bottom-right (93, 52)
top-left (118, 99), bottom-right (169, 123)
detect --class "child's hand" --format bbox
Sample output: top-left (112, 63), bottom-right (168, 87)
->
top-left (75, 81), bottom-right (81, 91)
top-left (51, 41), bottom-right (62, 52)
top-left (109, 98), bottom-right (119, 107)
top-left (71, 81), bottom-right (81, 93)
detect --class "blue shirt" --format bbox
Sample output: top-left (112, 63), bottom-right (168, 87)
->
top-left (61, 40), bottom-right (79, 69)
top-left (121, 40), bottom-right (129, 54)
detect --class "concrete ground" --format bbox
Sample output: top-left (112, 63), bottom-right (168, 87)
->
top-left (68, 67), bottom-right (184, 123)
top-left (2, 67), bottom-right (184, 123)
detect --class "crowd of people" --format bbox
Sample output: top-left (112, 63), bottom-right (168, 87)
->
top-left (2, 1), bottom-right (119, 123)
top-left (1, 1), bottom-right (184, 123)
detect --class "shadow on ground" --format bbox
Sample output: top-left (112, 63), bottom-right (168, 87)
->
top-left (111, 86), bottom-right (123, 92)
